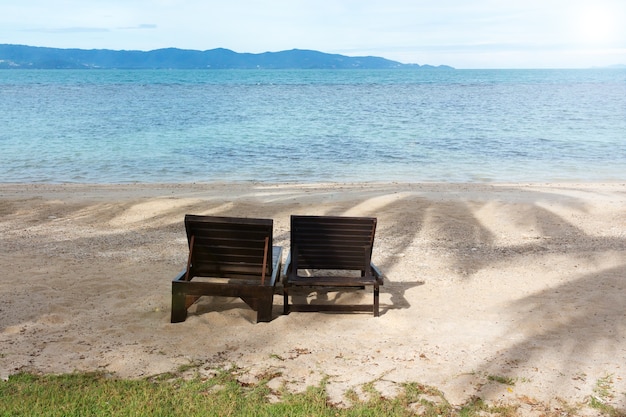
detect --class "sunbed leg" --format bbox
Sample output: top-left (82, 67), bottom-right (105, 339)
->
top-left (257, 298), bottom-right (273, 323)
top-left (373, 284), bottom-right (380, 317)
top-left (171, 290), bottom-right (188, 323)
top-left (283, 288), bottom-right (290, 315)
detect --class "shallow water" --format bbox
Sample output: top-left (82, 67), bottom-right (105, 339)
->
top-left (1, 69), bottom-right (625, 183)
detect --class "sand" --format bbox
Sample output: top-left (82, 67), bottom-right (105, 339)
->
top-left (1, 182), bottom-right (625, 412)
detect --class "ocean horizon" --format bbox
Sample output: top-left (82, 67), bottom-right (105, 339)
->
top-left (1, 68), bottom-right (625, 184)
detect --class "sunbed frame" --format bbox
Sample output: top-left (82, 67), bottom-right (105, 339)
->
top-left (171, 215), bottom-right (282, 323)
top-left (283, 215), bottom-right (383, 317)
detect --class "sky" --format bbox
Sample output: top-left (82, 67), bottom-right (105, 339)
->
top-left (1, 0), bottom-right (625, 69)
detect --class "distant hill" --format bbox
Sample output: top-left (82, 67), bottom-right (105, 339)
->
top-left (0, 44), bottom-right (454, 70)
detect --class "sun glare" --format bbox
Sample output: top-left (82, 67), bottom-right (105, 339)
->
top-left (575, 4), bottom-right (619, 44)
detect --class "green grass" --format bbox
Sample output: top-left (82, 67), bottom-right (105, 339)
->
top-left (589, 374), bottom-right (625, 417)
top-left (487, 374), bottom-right (516, 386)
top-left (0, 370), bottom-right (623, 417)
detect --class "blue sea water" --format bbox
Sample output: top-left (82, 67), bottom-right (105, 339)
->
top-left (1, 69), bottom-right (625, 183)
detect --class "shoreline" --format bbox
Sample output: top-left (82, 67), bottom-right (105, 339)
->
top-left (1, 181), bottom-right (625, 410)
top-left (2, 180), bottom-right (625, 198)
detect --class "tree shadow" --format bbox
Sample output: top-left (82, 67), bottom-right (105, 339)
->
top-left (440, 187), bottom-right (626, 408)
top-left (0, 183), bottom-right (607, 327)
top-left (472, 263), bottom-right (626, 409)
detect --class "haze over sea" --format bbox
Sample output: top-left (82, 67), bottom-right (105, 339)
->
top-left (1, 69), bottom-right (625, 184)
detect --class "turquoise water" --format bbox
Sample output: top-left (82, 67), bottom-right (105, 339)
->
top-left (1, 69), bottom-right (625, 183)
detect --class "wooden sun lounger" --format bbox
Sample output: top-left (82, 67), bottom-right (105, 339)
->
top-left (171, 215), bottom-right (282, 323)
top-left (283, 215), bottom-right (383, 317)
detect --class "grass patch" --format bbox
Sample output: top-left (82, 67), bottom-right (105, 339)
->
top-left (487, 374), bottom-right (516, 386)
top-left (0, 371), bottom-right (624, 416)
top-left (589, 374), bottom-right (625, 417)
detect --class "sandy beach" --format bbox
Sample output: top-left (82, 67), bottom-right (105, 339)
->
top-left (1, 182), bottom-right (625, 412)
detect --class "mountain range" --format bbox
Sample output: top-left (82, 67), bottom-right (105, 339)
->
top-left (0, 44), bottom-right (453, 70)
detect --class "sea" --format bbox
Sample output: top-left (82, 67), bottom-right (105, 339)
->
top-left (1, 68), bottom-right (625, 184)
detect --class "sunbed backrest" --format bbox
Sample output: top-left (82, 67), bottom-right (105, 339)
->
top-left (291, 215), bottom-right (376, 272)
top-left (185, 215), bottom-right (273, 280)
